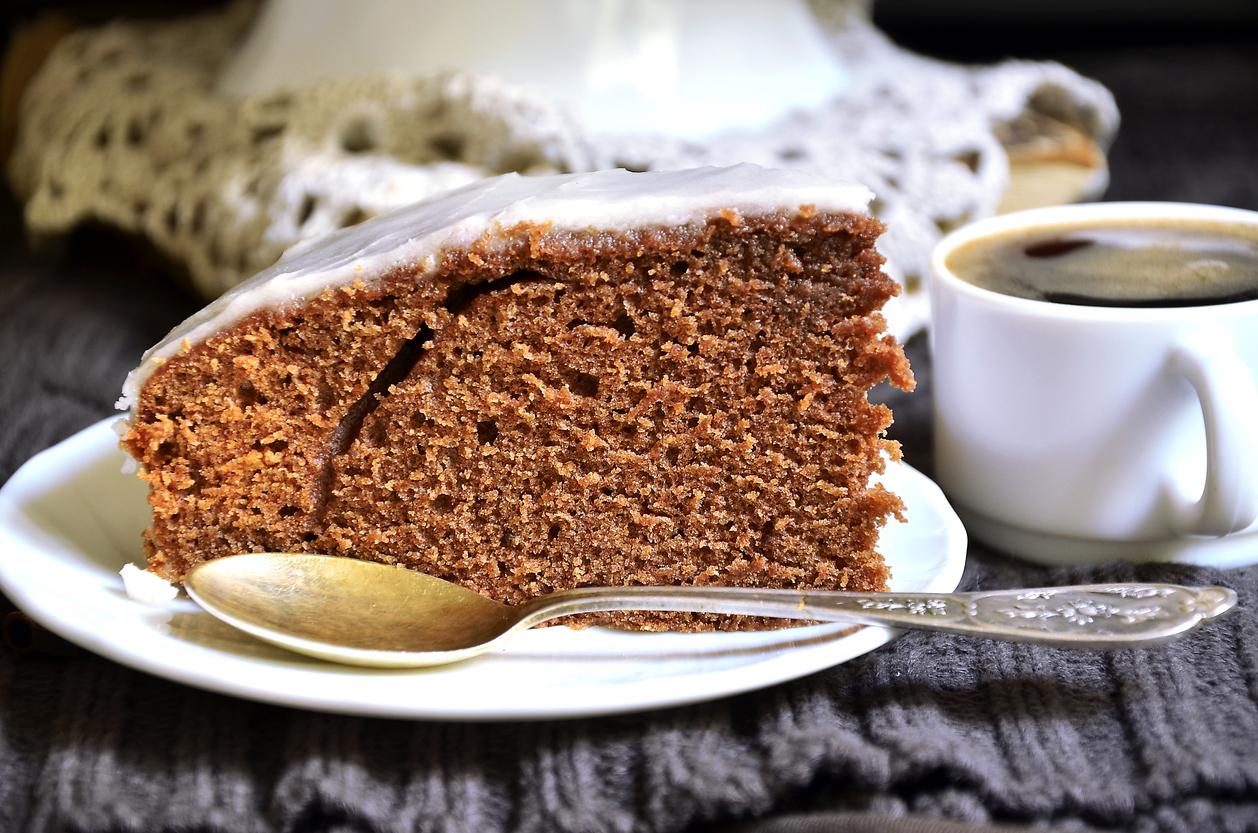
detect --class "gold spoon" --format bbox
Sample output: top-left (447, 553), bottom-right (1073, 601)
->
top-left (183, 553), bottom-right (1238, 668)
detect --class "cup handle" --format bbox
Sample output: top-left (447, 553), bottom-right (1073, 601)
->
top-left (1167, 336), bottom-right (1258, 537)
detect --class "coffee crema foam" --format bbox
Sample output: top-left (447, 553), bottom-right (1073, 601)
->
top-left (946, 218), bottom-right (1258, 307)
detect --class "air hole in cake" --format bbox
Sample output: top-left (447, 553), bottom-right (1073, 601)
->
top-left (441, 269), bottom-right (548, 313)
top-left (366, 419), bottom-right (387, 447)
top-left (571, 372), bottom-right (599, 398)
top-left (153, 441), bottom-right (176, 465)
top-left (237, 380), bottom-right (265, 407)
top-left (477, 419), bottom-right (499, 445)
top-left (665, 447), bottom-right (681, 466)
top-left (612, 314), bottom-right (636, 338)
top-left (548, 525), bottom-right (560, 541)
top-left (671, 261), bottom-right (689, 276)
top-left (432, 494), bottom-right (454, 513)
top-left (566, 318), bottom-right (589, 329)
top-left (279, 505), bottom-right (301, 518)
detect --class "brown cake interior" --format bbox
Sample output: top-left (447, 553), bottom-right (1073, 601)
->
top-left (124, 209), bottom-right (913, 631)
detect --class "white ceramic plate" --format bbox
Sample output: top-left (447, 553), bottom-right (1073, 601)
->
top-left (0, 419), bottom-right (966, 720)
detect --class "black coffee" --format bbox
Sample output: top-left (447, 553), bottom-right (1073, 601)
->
top-left (946, 218), bottom-right (1258, 308)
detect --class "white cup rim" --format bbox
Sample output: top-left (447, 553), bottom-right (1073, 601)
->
top-left (930, 201), bottom-right (1258, 321)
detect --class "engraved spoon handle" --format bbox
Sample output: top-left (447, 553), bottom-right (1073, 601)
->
top-left (517, 583), bottom-right (1238, 649)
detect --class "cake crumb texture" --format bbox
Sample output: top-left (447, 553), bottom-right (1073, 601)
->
top-left (124, 210), bottom-right (912, 631)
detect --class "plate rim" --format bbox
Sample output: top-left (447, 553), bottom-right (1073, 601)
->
top-left (0, 418), bottom-right (966, 720)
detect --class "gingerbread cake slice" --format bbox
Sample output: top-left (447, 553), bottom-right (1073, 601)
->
top-left (119, 164), bottom-right (913, 631)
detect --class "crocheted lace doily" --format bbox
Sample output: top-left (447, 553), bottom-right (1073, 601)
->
top-left (7, 1), bottom-right (1117, 337)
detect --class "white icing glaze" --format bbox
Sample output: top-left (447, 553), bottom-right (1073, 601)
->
top-left (118, 164), bottom-right (870, 413)
top-left (119, 563), bottom-right (178, 606)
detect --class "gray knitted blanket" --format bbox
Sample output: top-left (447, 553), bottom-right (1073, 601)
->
top-left (2, 34), bottom-right (1258, 833)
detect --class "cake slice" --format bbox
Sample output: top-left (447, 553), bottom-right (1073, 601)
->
top-left (119, 165), bottom-right (913, 631)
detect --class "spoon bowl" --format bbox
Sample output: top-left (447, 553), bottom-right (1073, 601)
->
top-left (185, 553), bottom-right (519, 666)
top-left (184, 553), bottom-right (1239, 668)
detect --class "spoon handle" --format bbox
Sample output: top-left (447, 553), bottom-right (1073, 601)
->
top-left (519, 583), bottom-right (1237, 649)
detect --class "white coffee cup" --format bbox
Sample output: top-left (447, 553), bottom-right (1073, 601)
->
top-left (930, 202), bottom-right (1258, 567)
